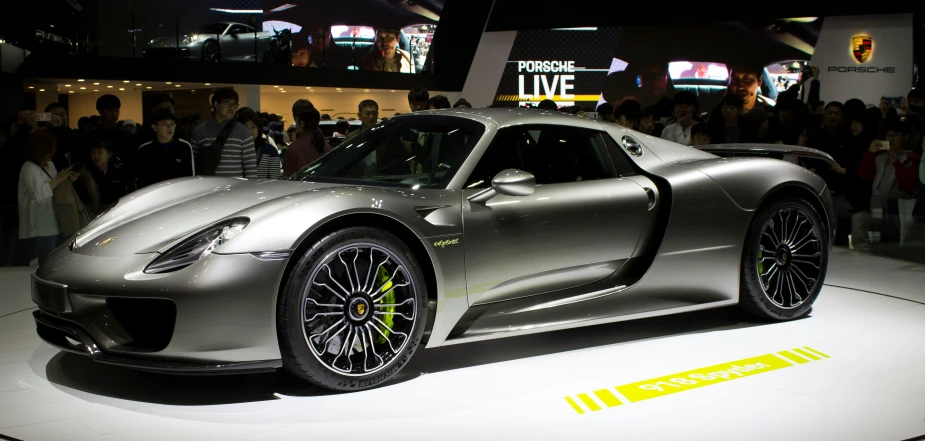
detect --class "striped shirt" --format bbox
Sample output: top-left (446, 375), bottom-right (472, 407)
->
top-left (190, 119), bottom-right (258, 178)
top-left (255, 140), bottom-right (282, 179)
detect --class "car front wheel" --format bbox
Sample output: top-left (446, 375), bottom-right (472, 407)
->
top-left (277, 227), bottom-right (428, 391)
top-left (739, 197), bottom-right (828, 321)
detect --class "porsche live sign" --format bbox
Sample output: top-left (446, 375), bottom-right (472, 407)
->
top-left (852, 35), bottom-right (872, 63)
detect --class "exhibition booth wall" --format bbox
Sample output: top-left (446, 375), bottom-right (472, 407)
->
top-left (461, 13), bottom-right (915, 110)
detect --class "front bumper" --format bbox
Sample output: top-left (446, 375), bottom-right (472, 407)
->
top-left (32, 247), bottom-right (289, 372)
top-left (34, 310), bottom-right (281, 374)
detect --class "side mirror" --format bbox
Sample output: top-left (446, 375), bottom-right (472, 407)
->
top-left (230, 31), bottom-right (240, 39)
top-left (468, 169), bottom-right (535, 204)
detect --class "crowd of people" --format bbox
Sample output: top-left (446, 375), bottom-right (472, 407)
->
top-left (1, 69), bottom-right (923, 266)
top-left (582, 66), bottom-right (925, 258)
top-left (0, 86), bottom-right (470, 265)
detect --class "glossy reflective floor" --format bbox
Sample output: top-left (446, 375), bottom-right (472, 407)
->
top-left (1, 248), bottom-right (924, 441)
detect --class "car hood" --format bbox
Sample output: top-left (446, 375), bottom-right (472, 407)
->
top-left (72, 177), bottom-right (337, 257)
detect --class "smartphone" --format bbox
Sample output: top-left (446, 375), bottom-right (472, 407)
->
top-left (883, 96), bottom-right (903, 107)
top-left (70, 163), bottom-right (85, 173)
top-left (877, 140), bottom-right (890, 151)
top-left (35, 112), bottom-right (53, 122)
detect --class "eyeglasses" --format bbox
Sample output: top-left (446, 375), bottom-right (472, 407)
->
top-left (220, 101), bottom-right (240, 109)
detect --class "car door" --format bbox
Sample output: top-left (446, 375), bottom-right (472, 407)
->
top-left (222, 24), bottom-right (248, 60)
top-left (461, 125), bottom-right (651, 306)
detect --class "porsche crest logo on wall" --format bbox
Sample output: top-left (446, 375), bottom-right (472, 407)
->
top-left (852, 35), bottom-right (872, 63)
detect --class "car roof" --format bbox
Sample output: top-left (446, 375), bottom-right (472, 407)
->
top-left (389, 107), bottom-right (610, 131)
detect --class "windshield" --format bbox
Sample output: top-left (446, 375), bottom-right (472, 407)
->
top-left (291, 116), bottom-right (485, 188)
top-left (198, 23), bottom-right (228, 35)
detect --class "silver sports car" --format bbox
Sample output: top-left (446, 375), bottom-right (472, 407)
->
top-left (31, 109), bottom-right (835, 391)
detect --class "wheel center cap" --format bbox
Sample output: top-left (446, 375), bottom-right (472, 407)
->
top-left (347, 296), bottom-right (371, 322)
top-left (776, 247), bottom-right (792, 266)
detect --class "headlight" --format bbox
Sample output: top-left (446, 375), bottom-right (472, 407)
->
top-left (145, 218), bottom-right (249, 274)
top-left (183, 34), bottom-right (201, 44)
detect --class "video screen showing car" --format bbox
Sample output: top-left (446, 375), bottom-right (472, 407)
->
top-left (262, 0), bottom-right (443, 73)
top-left (766, 60), bottom-right (807, 93)
top-left (668, 62), bottom-right (729, 81)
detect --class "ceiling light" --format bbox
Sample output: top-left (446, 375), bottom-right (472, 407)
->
top-left (209, 8), bottom-right (262, 13)
top-left (123, 80), bottom-right (130, 83)
top-left (175, 84), bottom-right (181, 87)
top-left (107, 85), bottom-right (113, 88)
top-left (28, 86), bottom-right (34, 89)
top-left (135, 83), bottom-right (142, 86)
top-left (80, 87), bottom-right (86, 90)
top-left (146, 86), bottom-right (152, 89)
top-left (280, 90), bottom-right (286, 93)
top-left (77, 79), bottom-right (85, 82)
top-left (39, 89), bottom-right (45, 92)
top-left (93, 82), bottom-right (100, 85)
top-left (166, 82), bottom-right (172, 85)
top-left (390, 90), bottom-right (396, 92)
top-left (269, 4), bottom-right (296, 12)
top-left (119, 88), bottom-right (125, 91)
top-left (335, 88), bottom-right (341, 90)
top-left (65, 84), bottom-right (71, 87)
top-left (93, 89), bottom-right (99, 92)
top-left (68, 91), bottom-right (74, 93)
top-left (204, 83), bottom-right (211, 86)
top-left (273, 85), bottom-right (279, 88)
top-left (364, 89), bottom-right (369, 92)
top-left (305, 87), bottom-right (310, 89)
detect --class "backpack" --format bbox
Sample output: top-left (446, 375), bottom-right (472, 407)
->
top-left (195, 120), bottom-right (237, 176)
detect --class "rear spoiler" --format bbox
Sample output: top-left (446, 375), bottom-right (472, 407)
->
top-left (695, 143), bottom-right (835, 166)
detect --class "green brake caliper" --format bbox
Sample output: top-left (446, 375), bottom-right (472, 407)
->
top-left (376, 266), bottom-right (396, 344)
top-left (758, 249), bottom-right (764, 275)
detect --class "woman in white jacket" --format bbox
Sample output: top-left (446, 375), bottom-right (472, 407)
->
top-left (18, 129), bottom-right (78, 266)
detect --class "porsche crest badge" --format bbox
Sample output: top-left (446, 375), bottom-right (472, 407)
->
top-left (852, 35), bottom-right (872, 63)
top-left (99, 237), bottom-right (115, 247)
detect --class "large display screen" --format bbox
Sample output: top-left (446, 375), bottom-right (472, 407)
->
top-left (262, 0), bottom-right (443, 73)
top-left (492, 18), bottom-right (824, 110)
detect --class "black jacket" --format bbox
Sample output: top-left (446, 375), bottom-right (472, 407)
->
top-left (88, 160), bottom-right (135, 210)
top-left (135, 138), bottom-right (196, 189)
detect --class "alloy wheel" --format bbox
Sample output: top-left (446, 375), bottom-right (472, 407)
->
top-left (301, 243), bottom-right (417, 376)
top-left (756, 207), bottom-right (823, 309)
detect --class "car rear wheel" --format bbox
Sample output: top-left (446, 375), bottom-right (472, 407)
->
top-left (277, 227), bottom-right (428, 391)
top-left (739, 197), bottom-right (828, 321)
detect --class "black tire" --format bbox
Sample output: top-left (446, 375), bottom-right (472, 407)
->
top-left (277, 227), bottom-right (428, 391)
top-left (202, 41), bottom-right (221, 63)
top-left (739, 197), bottom-right (828, 321)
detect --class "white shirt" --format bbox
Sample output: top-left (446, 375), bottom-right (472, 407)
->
top-left (660, 122), bottom-right (693, 146)
top-left (18, 161), bottom-right (59, 239)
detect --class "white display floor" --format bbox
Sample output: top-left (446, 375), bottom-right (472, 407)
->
top-left (1, 248), bottom-right (925, 441)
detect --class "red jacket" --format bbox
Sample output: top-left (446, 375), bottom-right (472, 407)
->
top-left (858, 150), bottom-right (921, 194)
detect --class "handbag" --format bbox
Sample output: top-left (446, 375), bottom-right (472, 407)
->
top-left (195, 120), bottom-right (237, 176)
top-left (36, 163), bottom-right (92, 237)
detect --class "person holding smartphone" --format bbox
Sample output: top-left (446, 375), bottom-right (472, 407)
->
top-left (858, 120), bottom-right (921, 245)
top-left (18, 129), bottom-right (78, 266)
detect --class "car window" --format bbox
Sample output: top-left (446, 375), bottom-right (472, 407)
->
top-left (227, 24), bottom-right (246, 35)
top-left (599, 134), bottom-right (639, 177)
top-left (464, 125), bottom-right (618, 189)
top-left (292, 117), bottom-right (485, 189)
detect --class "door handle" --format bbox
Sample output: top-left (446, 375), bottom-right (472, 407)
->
top-left (644, 187), bottom-right (656, 210)
top-left (622, 136), bottom-right (643, 157)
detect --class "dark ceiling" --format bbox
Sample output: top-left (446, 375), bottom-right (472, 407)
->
top-left (485, 1), bottom-right (919, 31)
